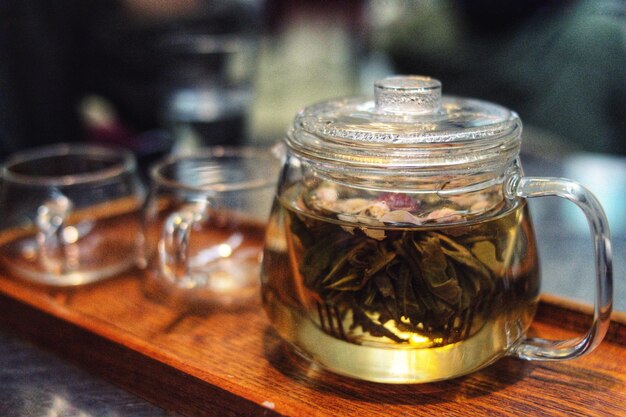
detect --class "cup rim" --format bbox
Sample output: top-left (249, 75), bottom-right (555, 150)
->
top-left (1, 143), bottom-right (137, 186)
top-left (150, 146), bottom-right (278, 193)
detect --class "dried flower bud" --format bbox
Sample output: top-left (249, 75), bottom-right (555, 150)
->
top-left (426, 208), bottom-right (464, 223)
top-left (377, 193), bottom-right (419, 212)
top-left (380, 210), bottom-right (423, 225)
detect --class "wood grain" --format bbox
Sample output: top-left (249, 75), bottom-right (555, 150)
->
top-left (0, 269), bottom-right (624, 417)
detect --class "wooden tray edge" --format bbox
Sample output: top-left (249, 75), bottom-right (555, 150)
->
top-left (0, 284), bottom-right (623, 417)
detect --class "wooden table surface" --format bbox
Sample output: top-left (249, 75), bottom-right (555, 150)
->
top-left (0, 269), bottom-right (624, 417)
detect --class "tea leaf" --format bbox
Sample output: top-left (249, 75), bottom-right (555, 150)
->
top-left (415, 235), bottom-right (462, 306)
top-left (350, 302), bottom-right (406, 343)
top-left (320, 240), bottom-right (367, 285)
top-left (326, 272), bottom-right (362, 291)
top-left (365, 249), bottom-right (396, 279)
top-left (394, 238), bottom-right (439, 313)
top-left (300, 231), bottom-right (354, 288)
top-left (437, 232), bottom-right (495, 295)
top-left (290, 202), bottom-right (521, 346)
top-left (374, 272), bottom-right (396, 299)
top-left (396, 263), bottom-right (425, 326)
top-left (471, 241), bottom-right (502, 278)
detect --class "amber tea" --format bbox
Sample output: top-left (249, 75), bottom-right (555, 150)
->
top-left (262, 183), bottom-right (540, 383)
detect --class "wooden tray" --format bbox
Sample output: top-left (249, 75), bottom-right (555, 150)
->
top-left (0, 268), bottom-right (624, 417)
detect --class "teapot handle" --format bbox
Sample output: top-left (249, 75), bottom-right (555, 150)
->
top-left (507, 176), bottom-right (613, 360)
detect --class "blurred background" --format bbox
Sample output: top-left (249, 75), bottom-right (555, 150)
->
top-left (0, 0), bottom-right (624, 309)
top-left (0, 0), bottom-right (623, 155)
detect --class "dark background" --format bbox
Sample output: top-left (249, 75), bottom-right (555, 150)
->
top-left (0, 0), bottom-right (623, 158)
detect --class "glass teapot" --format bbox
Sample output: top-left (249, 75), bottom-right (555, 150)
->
top-left (261, 76), bottom-right (612, 383)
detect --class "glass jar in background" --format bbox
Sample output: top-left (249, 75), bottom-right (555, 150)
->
top-left (159, 32), bottom-right (259, 151)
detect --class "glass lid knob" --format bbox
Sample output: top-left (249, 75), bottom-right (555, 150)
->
top-left (374, 75), bottom-right (442, 115)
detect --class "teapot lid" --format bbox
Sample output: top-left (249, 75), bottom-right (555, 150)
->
top-left (286, 75), bottom-right (522, 169)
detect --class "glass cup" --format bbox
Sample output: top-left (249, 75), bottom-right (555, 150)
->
top-left (0, 143), bottom-right (146, 286)
top-left (141, 147), bottom-right (279, 308)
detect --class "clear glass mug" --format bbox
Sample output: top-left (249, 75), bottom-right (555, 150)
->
top-left (261, 76), bottom-right (613, 383)
top-left (141, 147), bottom-right (279, 308)
top-left (0, 144), bottom-right (146, 286)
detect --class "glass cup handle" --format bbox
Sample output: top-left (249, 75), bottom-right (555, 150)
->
top-left (35, 194), bottom-right (73, 274)
top-left (507, 176), bottom-right (613, 360)
top-left (158, 201), bottom-right (209, 288)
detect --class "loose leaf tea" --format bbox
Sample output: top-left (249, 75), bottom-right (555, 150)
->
top-left (261, 182), bottom-right (540, 382)
top-left (266, 183), bottom-right (540, 348)
top-left (290, 216), bottom-right (498, 345)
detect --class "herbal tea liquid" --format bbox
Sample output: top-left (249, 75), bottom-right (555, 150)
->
top-left (261, 185), bottom-right (540, 383)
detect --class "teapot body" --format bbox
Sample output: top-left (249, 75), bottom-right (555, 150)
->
top-left (261, 150), bottom-right (541, 383)
top-left (261, 75), bottom-right (613, 383)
